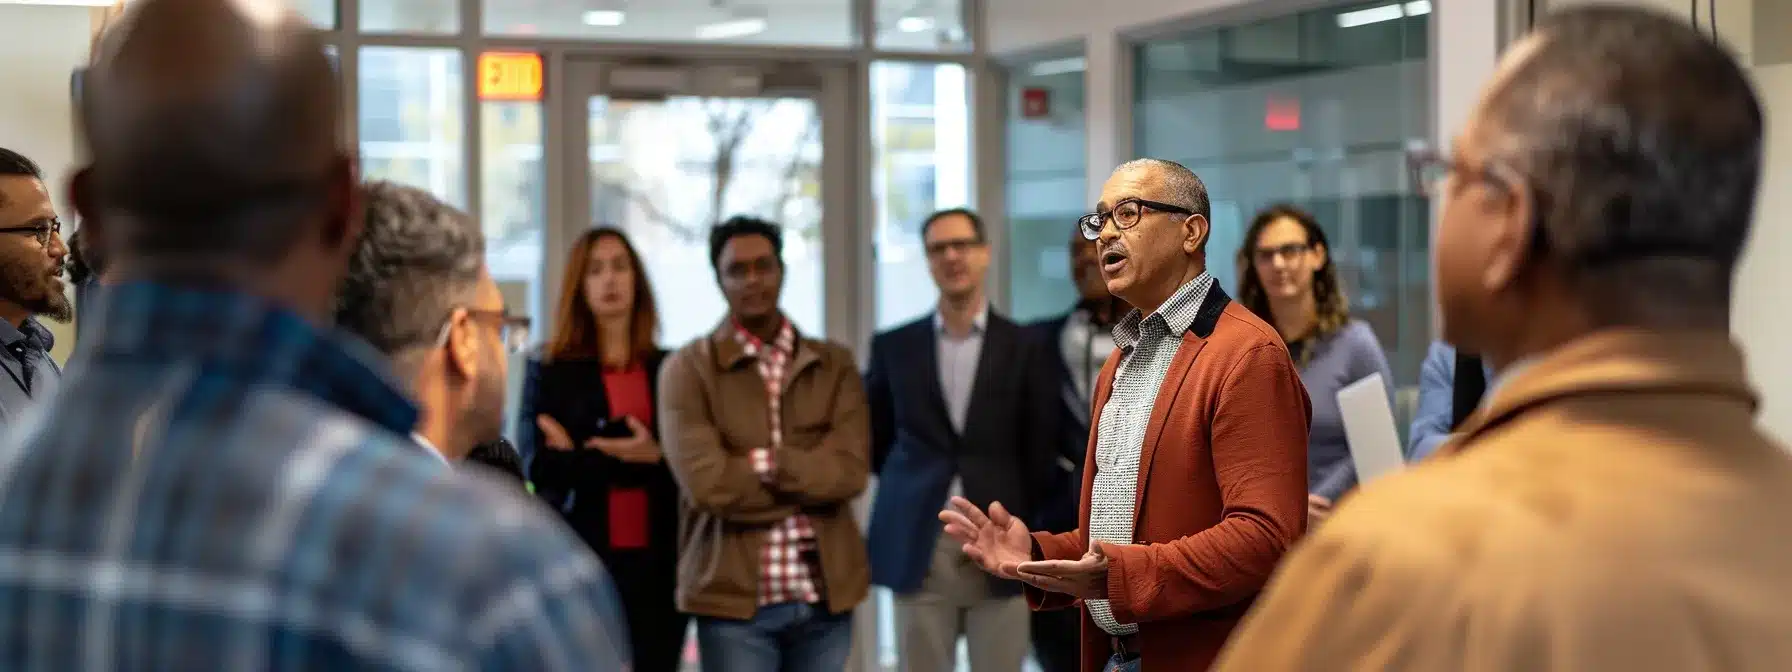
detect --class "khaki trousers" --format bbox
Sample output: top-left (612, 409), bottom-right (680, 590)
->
top-left (895, 531), bottom-right (1030, 671)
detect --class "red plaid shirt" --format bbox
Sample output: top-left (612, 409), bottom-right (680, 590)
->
top-left (735, 320), bottom-right (822, 606)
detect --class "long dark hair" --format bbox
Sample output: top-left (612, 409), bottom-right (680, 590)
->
top-left (1236, 204), bottom-right (1350, 365)
top-left (546, 227), bottom-right (659, 365)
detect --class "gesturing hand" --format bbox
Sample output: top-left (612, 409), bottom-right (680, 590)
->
top-left (938, 496), bottom-right (1031, 580)
top-left (1016, 542), bottom-right (1109, 599)
top-left (585, 416), bottom-right (663, 464)
top-left (536, 415), bottom-right (574, 451)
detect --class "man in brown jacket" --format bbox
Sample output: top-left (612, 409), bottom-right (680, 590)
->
top-left (944, 158), bottom-right (1311, 672)
top-left (660, 215), bottom-right (870, 671)
top-left (1217, 6), bottom-right (1792, 670)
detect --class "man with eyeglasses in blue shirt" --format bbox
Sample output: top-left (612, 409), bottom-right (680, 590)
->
top-left (0, 147), bottom-right (69, 417)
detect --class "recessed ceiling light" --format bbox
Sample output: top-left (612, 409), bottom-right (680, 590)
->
top-left (896, 16), bottom-right (933, 33)
top-left (1336, 1), bottom-right (1430, 28)
top-left (582, 10), bottom-right (625, 26)
top-left (696, 17), bottom-right (768, 40)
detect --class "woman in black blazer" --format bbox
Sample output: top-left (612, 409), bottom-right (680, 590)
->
top-left (517, 227), bottom-right (687, 671)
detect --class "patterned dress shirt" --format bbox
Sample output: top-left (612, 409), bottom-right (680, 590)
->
top-left (0, 282), bottom-right (630, 671)
top-left (1086, 273), bottom-right (1215, 636)
top-left (737, 319), bottom-right (822, 606)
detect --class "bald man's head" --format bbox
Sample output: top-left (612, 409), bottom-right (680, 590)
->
top-left (74, 0), bottom-right (356, 283)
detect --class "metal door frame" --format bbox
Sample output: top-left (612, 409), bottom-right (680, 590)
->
top-left (547, 56), bottom-right (863, 348)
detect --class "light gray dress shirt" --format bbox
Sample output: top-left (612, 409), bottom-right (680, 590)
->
top-left (412, 432), bottom-right (451, 465)
top-left (934, 305), bottom-right (987, 503)
top-left (1059, 308), bottom-right (1117, 429)
top-left (1086, 273), bottom-right (1215, 636)
top-left (0, 318), bottom-right (59, 421)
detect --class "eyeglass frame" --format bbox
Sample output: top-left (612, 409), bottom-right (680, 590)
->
top-left (0, 219), bottom-right (63, 248)
top-left (1250, 241), bottom-right (1316, 266)
top-left (432, 307), bottom-right (533, 355)
top-left (1405, 147), bottom-right (1520, 200)
top-left (1408, 146), bottom-right (1564, 260)
top-left (1075, 198), bottom-right (1195, 241)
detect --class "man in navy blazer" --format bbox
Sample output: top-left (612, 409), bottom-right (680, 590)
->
top-left (866, 208), bottom-right (1057, 671)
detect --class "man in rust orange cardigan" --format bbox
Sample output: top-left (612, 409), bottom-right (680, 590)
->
top-left (942, 158), bottom-right (1310, 672)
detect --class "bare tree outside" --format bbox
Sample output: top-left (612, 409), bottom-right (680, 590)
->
top-left (583, 95), bottom-right (828, 347)
top-left (592, 97), bottom-right (822, 244)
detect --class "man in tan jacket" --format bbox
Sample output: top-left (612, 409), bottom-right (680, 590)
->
top-left (1217, 6), bottom-right (1792, 670)
top-left (660, 215), bottom-right (870, 671)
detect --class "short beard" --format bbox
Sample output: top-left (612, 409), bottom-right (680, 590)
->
top-left (0, 256), bottom-right (71, 323)
top-left (35, 288), bottom-right (72, 323)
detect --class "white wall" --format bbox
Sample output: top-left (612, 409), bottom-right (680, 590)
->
top-left (1536, 0), bottom-right (1788, 439)
top-left (987, 0), bottom-right (1253, 55)
top-left (1732, 64), bottom-right (1792, 440)
top-left (0, 4), bottom-right (100, 365)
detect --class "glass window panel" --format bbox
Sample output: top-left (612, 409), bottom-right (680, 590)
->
top-left (485, 0), bottom-right (853, 47)
top-left (358, 47), bottom-right (466, 209)
top-left (1132, 0), bottom-right (1430, 386)
top-left (482, 99), bottom-right (543, 444)
top-left (1006, 55), bottom-right (1089, 324)
top-left (875, 0), bottom-right (970, 52)
top-left (295, 0), bottom-right (335, 29)
top-left (870, 61), bottom-right (971, 331)
top-left (587, 96), bottom-right (826, 347)
top-left (361, 0), bottom-right (458, 34)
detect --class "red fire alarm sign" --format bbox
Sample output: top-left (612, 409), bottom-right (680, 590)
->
top-left (1021, 87), bottom-right (1051, 119)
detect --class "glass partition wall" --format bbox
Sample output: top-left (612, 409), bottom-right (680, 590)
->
top-left (1133, 0), bottom-right (1432, 388)
top-left (1004, 51), bottom-right (1089, 324)
top-left (317, 3), bottom-right (984, 669)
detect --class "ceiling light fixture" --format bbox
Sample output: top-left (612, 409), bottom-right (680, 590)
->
top-left (896, 16), bottom-right (934, 33)
top-left (1027, 56), bottom-right (1087, 77)
top-left (582, 9), bottom-right (625, 26)
top-left (696, 17), bottom-right (768, 40)
top-left (0, 0), bottom-right (114, 6)
top-left (1335, 0), bottom-right (1430, 28)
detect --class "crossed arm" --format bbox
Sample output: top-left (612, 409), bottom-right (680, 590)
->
top-left (659, 349), bottom-right (869, 524)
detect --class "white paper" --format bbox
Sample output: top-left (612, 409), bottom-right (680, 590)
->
top-left (1337, 373), bottom-right (1406, 486)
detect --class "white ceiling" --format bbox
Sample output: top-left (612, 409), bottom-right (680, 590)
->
top-left (345, 0), bottom-right (967, 49)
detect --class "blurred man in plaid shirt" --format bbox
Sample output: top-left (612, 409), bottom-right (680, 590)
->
top-left (661, 216), bottom-right (871, 671)
top-left (0, 1), bottom-right (629, 669)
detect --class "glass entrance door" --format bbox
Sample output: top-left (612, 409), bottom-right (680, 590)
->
top-left (555, 58), bottom-right (861, 672)
top-left (559, 60), bottom-right (852, 349)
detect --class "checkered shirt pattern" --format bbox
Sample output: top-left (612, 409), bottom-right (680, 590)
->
top-left (1087, 273), bottom-right (1214, 636)
top-left (0, 282), bottom-right (631, 671)
top-left (734, 320), bottom-right (823, 607)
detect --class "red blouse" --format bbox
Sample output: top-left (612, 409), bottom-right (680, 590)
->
top-left (600, 363), bottom-right (654, 551)
top-left (601, 364), bottom-right (653, 427)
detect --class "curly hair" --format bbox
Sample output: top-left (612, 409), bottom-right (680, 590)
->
top-left (1235, 204), bottom-right (1349, 367)
top-left (708, 215), bottom-right (783, 271)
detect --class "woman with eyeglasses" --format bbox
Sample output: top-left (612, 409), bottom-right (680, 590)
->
top-left (517, 226), bottom-right (688, 671)
top-left (1235, 204), bottom-right (1393, 527)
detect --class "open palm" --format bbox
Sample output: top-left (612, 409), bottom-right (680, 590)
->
top-left (939, 496), bottom-right (1031, 579)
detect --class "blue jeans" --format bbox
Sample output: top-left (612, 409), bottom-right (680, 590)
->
top-left (696, 602), bottom-right (852, 672)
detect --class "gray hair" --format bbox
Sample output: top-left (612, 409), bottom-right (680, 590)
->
top-left (334, 180), bottom-right (485, 357)
top-left (1114, 158), bottom-right (1211, 221)
top-left (1480, 6), bottom-right (1761, 326)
